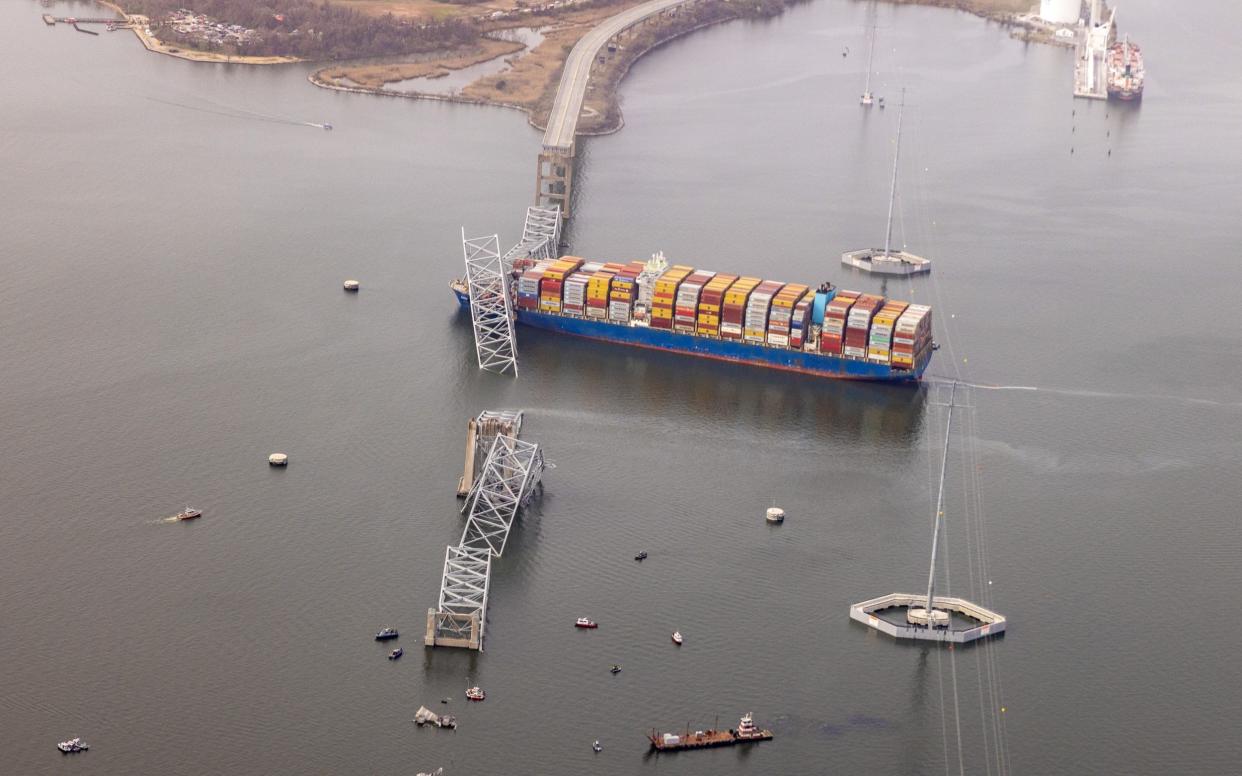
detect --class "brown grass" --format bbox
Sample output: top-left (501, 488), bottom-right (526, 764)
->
top-left (328, 0), bottom-right (522, 22)
top-left (320, 37), bottom-right (525, 88)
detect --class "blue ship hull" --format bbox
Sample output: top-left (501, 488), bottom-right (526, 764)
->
top-left (452, 286), bottom-right (927, 382)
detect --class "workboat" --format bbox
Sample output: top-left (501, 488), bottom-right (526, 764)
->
top-left (649, 712), bottom-right (773, 751)
top-left (375, 626), bottom-right (399, 641)
top-left (388, 647), bottom-right (403, 660)
top-left (57, 737), bottom-right (89, 753)
top-left (465, 686), bottom-right (485, 701)
top-left (671, 631), bottom-right (683, 646)
top-left (175, 506), bottom-right (202, 521)
top-left (575, 618), bottom-right (598, 629)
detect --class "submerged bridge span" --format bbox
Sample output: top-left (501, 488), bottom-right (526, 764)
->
top-left (536, 0), bottom-right (701, 216)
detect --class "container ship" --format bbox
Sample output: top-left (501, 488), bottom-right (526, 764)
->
top-left (1107, 36), bottom-right (1144, 101)
top-left (452, 253), bottom-right (933, 382)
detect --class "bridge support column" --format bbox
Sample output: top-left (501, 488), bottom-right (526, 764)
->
top-left (536, 144), bottom-right (575, 218)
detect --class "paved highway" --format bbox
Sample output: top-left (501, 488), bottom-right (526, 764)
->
top-left (542, 0), bottom-right (699, 152)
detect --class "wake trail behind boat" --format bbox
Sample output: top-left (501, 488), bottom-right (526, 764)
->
top-left (142, 95), bottom-right (326, 129)
top-left (927, 377), bottom-right (1242, 409)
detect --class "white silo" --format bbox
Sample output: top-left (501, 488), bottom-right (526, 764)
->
top-left (1039, 0), bottom-right (1082, 24)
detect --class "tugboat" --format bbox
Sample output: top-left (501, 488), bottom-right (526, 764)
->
top-left (671, 631), bottom-right (683, 646)
top-left (634, 551), bottom-right (648, 561)
top-left (575, 617), bottom-right (598, 629)
top-left (375, 626), bottom-right (399, 641)
top-left (175, 506), bottom-right (202, 521)
top-left (388, 647), bottom-right (403, 660)
top-left (465, 686), bottom-right (486, 701)
top-left (57, 737), bottom-right (89, 753)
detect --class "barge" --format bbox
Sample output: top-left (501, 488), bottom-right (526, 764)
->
top-left (649, 712), bottom-right (773, 752)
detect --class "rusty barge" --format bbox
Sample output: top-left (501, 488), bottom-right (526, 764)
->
top-left (648, 712), bottom-right (773, 752)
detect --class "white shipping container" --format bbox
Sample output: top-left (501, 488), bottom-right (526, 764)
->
top-left (843, 345), bottom-right (867, 357)
top-left (768, 333), bottom-right (789, 347)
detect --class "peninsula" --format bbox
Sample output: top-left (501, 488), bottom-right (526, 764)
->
top-left (93, 0), bottom-right (1069, 132)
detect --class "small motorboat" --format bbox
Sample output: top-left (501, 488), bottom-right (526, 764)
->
top-left (575, 617), bottom-right (598, 629)
top-left (592, 739), bottom-right (603, 753)
top-left (57, 737), bottom-right (89, 753)
top-left (671, 631), bottom-right (683, 646)
top-left (322, 123), bottom-right (333, 131)
top-left (175, 506), bottom-right (202, 521)
top-left (465, 686), bottom-right (485, 701)
top-left (609, 664), bottom-right (621, 674)
top-left (375, 626), bottom-right (399, 641)
top-left (634, 551), bottom-right (648, 561)
top-left (388, 647), bottom-right (403, 660)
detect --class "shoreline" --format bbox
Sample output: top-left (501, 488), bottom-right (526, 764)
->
top-left (311, 0), bottom-right (789, 136)
top-left (95, 0), bottom-right (301, 65)
top-left (98, 0), bottom-right (1086, 130)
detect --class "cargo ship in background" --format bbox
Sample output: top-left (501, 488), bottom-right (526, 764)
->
top-left (451, 252), bottom-right (933, 382)
top-left (1107, 36), bottom-right (1144, 101)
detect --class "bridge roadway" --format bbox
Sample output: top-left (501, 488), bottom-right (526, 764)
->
top-left (542, 0), bottom-right (698, 152)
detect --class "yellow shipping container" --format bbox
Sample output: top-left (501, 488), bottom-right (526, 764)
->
top-left (588, 274), bottom-right (613, 300)
top-left (725, 277), bottom-right (762, 306)
top-left (772, 284), bottom-right (809, 309)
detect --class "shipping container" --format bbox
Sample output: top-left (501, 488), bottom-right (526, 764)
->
top-left (721, 276), bottom-right (762, 340)
top-left (586, 271), bottom-right (614, 318)
top-left (866, 301), bottom-right (909, 363)
top-left (674, 271), bottom-right (716, 333)
top-left (818, 290), bottom-right (859, 354)
top-left (540, 257), bottom-right (584, 313)
top-left (790, 296), bottom-right (813, 349)
top-left (562, 271), bottom-right (591, 316)
top-left (744, 280), bottom-right (785, 344)
top-left (695, 273), bottom-right (738, 336)
top-left (767, 284), bottom-right (809, 347)
top-left (843, 294), bottom-right (885, 358)
top-left (650, 265), bottom-right (694, 330)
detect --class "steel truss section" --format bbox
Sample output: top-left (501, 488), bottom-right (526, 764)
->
top-left (429, 413), bottom-right (545, 650)
top-left (460, 435), bottom-right (545, 558)
top-left (462, 231), bottom-right (519, 375)
top-left (436, 545), bottom-right (491, 628)
top-left (501, 206), bottom-right (562, 269)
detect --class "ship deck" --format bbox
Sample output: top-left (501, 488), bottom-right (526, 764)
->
top-left (649, 729), bottom-right (773, 751)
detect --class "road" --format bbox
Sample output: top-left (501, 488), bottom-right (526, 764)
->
top-left (541, 0), bottom-right (699, 152)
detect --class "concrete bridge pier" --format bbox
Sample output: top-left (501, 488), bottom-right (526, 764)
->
top-left (536, 143), bottom-right (576, 218)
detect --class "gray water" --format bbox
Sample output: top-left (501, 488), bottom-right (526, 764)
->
top-left (3, 0), bottom-right (1241, 774)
